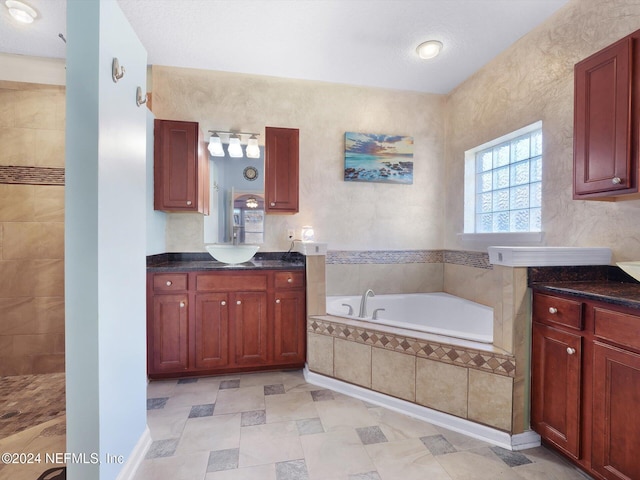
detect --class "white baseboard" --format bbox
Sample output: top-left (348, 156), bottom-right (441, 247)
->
top-left (116, 426), bottom-right (152, 480)
top-left (303, 367), bottom-right (540, 451)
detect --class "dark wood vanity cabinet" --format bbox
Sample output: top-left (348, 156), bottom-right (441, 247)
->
top-left (573, 29), bottom-right (640, 199)
top-left (154, 119), bottom-right (210, 214)
top-left (532, 290), bottom-right (640, 479)
top-left (265, 126), bottom-right (299, 214)
top-left (147, 269), bottom-right (306, 378)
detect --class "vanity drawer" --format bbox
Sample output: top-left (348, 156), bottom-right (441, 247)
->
top-left (533, 293), bottom-right (584, 330)
top-left (594, 307), bottom-right (640, 352)
top-left (196, 273), bottom-right (268, 292)
top-left (153, 273), bottom-right (188, 292)
top-left (274, 271), bottom-right (305, 289)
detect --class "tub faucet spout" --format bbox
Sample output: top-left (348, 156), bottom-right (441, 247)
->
top-left (358, 289), bottom-right (375, 318)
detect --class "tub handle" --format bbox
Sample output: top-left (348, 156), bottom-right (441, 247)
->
top-left (372, 308), bottom-right (385, 320)
top-left (341, 303), bottom-right (353, 315)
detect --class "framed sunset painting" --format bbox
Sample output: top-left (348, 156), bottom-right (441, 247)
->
top-left (344, 132), bottom-right (414, 184)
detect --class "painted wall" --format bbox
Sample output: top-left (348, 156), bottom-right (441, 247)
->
top-left (444, 0), bottom-right (640, 261)
top-left (0, 80), bottom-right (65, 375)
top-left (66, 0), bottom-right (148, 478)
top-left (151, 66), bottom-right (445, 253)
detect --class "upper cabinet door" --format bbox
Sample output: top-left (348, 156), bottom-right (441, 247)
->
top-left (154, 119), bottom-right (210, 214)
top-left (265, 127), bottom-right (299, 214)
top-left (573, 34), bottom-right (638, 199)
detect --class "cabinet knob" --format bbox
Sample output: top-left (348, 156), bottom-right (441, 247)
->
top-left (166, 280), bottom-right (172, 286)
top-left (236, 300), bottom-right (242, 305)
top-left (221, 301), bottom-right (226, 306)
top-left (287, 278), bottom-right (293, 283)
top-left (567, 347), bottom-right (576, 355)
top-left (270, 202), bottom-right (276, 207)
top-left (612, 177), bottom-right (622, 185)
top-left (179, 301), bottom-right (185, 308)
top-left (276, 299), bottom-right (281, 304)
top-left (548, 307), bottom-right (558, 314)
top-left (186, 200), bottom-right (192, 205)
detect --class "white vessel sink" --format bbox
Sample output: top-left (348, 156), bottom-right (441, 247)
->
top-left (488, 246), bottom-right (612, 267)
top-left (617, 261), bottom-right (640, 282)
top-left (205, 244), bottom-right (259, 264)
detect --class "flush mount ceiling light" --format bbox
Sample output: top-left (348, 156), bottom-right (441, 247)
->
top-left (416, 40), bottom-right (443, 60)
top-left (5, 0), bottom-right (37, 24)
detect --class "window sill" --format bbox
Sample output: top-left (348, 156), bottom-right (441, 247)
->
top-left (457, 232), bottom-right (545, 251)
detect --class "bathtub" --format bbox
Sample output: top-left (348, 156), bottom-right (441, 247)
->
top-left (326, 292), bottom-right (493, 343)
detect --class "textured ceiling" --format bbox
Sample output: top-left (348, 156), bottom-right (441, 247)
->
top-left (0, 0), bottom-right (570, 94)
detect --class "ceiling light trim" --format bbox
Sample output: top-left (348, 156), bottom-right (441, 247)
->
top-left (5, 0), bottom-right (37, 24)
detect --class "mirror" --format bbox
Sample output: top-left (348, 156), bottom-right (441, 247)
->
top-left (204, 148), bottom-right (265, 244)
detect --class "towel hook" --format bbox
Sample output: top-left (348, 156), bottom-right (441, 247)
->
top-left (112, 57), bottom-right (125, 83)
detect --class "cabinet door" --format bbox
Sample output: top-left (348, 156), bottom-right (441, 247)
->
top-left (574, 37), bottom-right (634, 198)
top-left (531, 323), bottom-right (582, 460)
top-left (194, 293), bottom-right (229, 369)
top-left (274, 290), bottom-right (306, 365)
top-left (232, 292), bottom-right (269, 366)
top-left (154, 119), bottom-right (209, 213)
top-left (265, 127), bottom-right (299, 214)
top-left (592, 342), bottom-right (640, 480)
top-left (150, 294), bottom-right (189, 373)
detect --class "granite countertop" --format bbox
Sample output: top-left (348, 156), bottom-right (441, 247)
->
top-left (147, 252), bottom-right (306, 273)
top-left (529, 265), bottom-right (640, 309)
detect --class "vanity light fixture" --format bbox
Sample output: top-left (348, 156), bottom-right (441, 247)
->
top-left (5, 0), bottom-right (37, 24)
top-left (208, 133), bottom-right (225, 157)
top-left (246, 135), bottom-right (260, 159)
top-left (416, 40), bottom-right (443, 60)
top-left (208, 130), bottom-right (261, 159)
top-left (227, 135), bottom-right (243, 158)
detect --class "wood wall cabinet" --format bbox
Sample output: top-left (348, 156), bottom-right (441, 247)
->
top-left (147, 269), bottom-right (306, 378)
top-left (265, 126), bottom-right (299, 214)
top-left (154, 119), bottom-right (210, 214)
top-left (573, 29), bottom-right (640, 199)
top-left (531, 290), bottom-right (640, 479)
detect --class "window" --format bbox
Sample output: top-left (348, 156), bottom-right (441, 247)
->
top-left (464, 122), bottom-right (542, 234)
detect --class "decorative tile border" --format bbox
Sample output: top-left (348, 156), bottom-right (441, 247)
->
top-left (326, 249), bottom-right (492, 270)
top-left (0, 166), bottom-right (65, 186)
top-left (308, 317), bottom-right (515, 378)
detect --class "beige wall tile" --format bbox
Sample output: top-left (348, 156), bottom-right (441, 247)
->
top-left (35, 129), bottom-right (65, 167)
top-left (305, 256), bottom-right (326, 316)
top-left (34, 185), bottom-right (64, 222)
top-left (0, 89), bottom-right (16, 128)
top-left (0, 184), bottom-right (35, 222)
top-left (371, 347), bottom-right (415, 402)
top-left (443, 263), bottom-right (496, 308)
top-left (32, 259), bottom-right (64, 297)
top-left (415, 357), bottom-right (468, 418)
top-left (0, 260), bottom-right (35, 297)
top-left (0, 297), bottom-right (36, 334)
top-left (468, 369), bottom-right (513, 432)
top-left (1, 222), bottom-right (63, 260)
top-left (0, 127), bottom-right (37, 166)
top-left (327, 262), bottom-right (444, 296)
top-left (334, 337), bottom-right (371, 388)
top-left (307, 332), bottom-right (333, 376)
top-left (14, 89), bottom-right (60, 129)
top-left (12, 333), bottom-right (64, 356)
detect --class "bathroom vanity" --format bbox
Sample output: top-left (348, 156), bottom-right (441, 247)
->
top-left (530, 269), bottom-right (640, 480)
top-left (146, 253), bottom-right (306, 379)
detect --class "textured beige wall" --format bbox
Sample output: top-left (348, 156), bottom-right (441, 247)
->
top-left (0, 81), bottom-right (66, 375)
top-left (444, 0), bottom-right (640, 261)
top-left (151, 66), bottom-right (445, 252)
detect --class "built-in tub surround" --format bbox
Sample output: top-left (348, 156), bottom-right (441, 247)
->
top-left (315, 249), bottom-right (533, 437)
top-left (307, 315), bottom-right (516, 432)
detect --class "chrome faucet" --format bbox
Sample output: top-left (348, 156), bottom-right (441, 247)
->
top-left (358, 289), bottom-right (375, 318)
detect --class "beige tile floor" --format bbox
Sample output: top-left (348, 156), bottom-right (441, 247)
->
top-left (135, 369), bottom-right (592, 480)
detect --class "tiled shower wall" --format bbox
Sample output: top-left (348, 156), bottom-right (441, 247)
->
top-left (0, 81), bottom-right (65, 376)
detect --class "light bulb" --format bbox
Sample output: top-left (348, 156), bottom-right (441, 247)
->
top-left (416, 40), bottom-right (443, 60)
